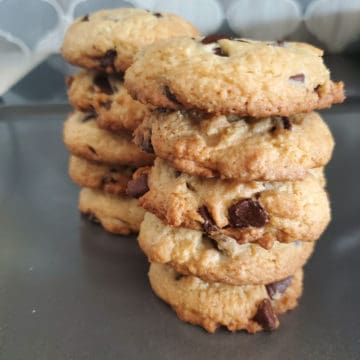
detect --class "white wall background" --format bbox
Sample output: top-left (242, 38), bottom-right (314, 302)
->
top-left (1, 0), bottom-right (360, 95)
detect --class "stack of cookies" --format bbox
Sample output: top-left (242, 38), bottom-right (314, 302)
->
top-left (124, 36), bottom-right (345, 332)
top-left (61, 8), bottom-right (199, 234)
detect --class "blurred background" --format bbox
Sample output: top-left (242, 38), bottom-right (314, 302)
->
top-left (0, 0), bottom-right (359, 104)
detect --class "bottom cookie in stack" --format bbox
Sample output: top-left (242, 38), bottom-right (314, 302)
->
top-left (149, 262), bottom-right (303, 333)
top-left (69, 156), bottom-right (146, 234)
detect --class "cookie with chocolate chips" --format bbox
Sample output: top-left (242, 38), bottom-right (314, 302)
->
top-left (137, 159), bottom-right (330, 248)
top-left (67, 71), bottom-right (150, 132)
top-left (124, 36), bottom-right (345, 115)
top-left (139, 212), bottom-right (314, 285)
top-left (63, 111), bottom-right (154, 167)
top-left (134, 111), bottom-right (334, 181)
top-left (69, 155), bottom-right (136, 195)
top-left (79, 187), bottom-right (145, 235)
top-left (148, 262), bottom-right (303, 333)
top-left (61, 8), bottom-right (199, 72)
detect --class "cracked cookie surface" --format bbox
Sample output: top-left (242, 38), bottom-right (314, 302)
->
top-left (63, 111), bottom-right (154, 167)
top-left (134, 111), bottom-right (334, 181)
top-left (137, 159), bottom-right (330, 248)
top-left (149, 262), bottom-right (303, 333)
top-left (67, 71), bottom-right (150, 132)
top-left (79, 187), bottom-right (145, 234)
top-left (61, 8), bottom-right (199, 72)
top-left (139, 212), bottom-right (313, 285)
top-left (125, 36), bottom-right (344, 116)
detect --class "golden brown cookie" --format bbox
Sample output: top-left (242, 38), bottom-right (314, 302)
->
top-left (67, 71), bottom-right (150, 132)
top-left (69, 155), bottom-right (135, 195)
top-left (137, 158), bottom-right (330, 248)
top-left (134, 111), bottom-right (334, 181)
top-left (149, 263), bottom-right (303, 333)
top-left (63, 111), bottom-right (154, 167)
top-left (79, 187), bottom-right (145, 235)
top-left (125, 36), bottom-right (345, 115)
top-left (139, 212), bottom-right (314, 285)
top-left (61, 8), bottom-right (199, 72)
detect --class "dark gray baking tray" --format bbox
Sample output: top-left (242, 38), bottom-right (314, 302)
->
top-left (1, 100), bottom-right (360, 359)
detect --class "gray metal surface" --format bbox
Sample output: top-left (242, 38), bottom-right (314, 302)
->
top-left (0, 102), bottom-right (359, 360)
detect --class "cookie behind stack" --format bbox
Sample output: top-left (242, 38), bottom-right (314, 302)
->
top-left (61, 8), bottom-right (199, 234)
top-left (124, 36), bottom-right (345, 332)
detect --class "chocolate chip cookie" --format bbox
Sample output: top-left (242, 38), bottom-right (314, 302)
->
top-left (149, 262), bottom-right (303, 333)
top-left (136, 158), bottom-right (329, 248)
top-left (134, 111), bottom-right (334, 181)
top-left (63, 111), bottom-right (154, 167)
top-left (125, 36), bottom-right (345, 116)
top-left (61, 8), bottom-right (199, 72)
top-left (79, 187), bottom-right (145, 234)
top-left (69, 155), bottom-right (135, 195)
top-left (67, 71), bottom-right (150, 132)
top-left (139, 212), bottom-right (313, 285)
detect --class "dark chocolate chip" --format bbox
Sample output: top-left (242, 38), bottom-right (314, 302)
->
top-left (198, 206), bottom-right (219, 233)
top-left (228, 199), bottom-right (269, 228)
top-left (87, 145), bottom-right (97, 155)
top-left (99, 49), bottom-right (117, 70)
top-left (201, 34), bottom-right (232, 44)
top-left (281, 116), bottom-right (292, 130)
top-left (93, 73), bottom-right (114, 95)
top-left (100, 101), bottom-right (112, 110)
top-left (253, 299), bottom-right (279, 331)
top-left (175, 272), bottom-right (184, 281)
top-left (153, 12), bottom-right (163, 18)
top-left (82, 113), bottom-right (95, 122)
top-left (138, 129), bottom-right (154, 153)
top-left (81, 14), bottom-right (89, 22)
top-left (213, 46), bottom-right (228, 57)
top-left (174, 170), bottom-right (182, 178)
top-left (164, 86), bottom-right (181, 105)
top-left (82, 211), bottom-right (100, 224)
top-left (126, 173), bottom-right (149, 198)
top-left (102, 175), bottom-right (117, 185)
top-left (289, 73), bottom-right (305, 83)
top-left (273, 40), bottom-right (286, 47)
top-left (266, 276), bottom-right (293, 299)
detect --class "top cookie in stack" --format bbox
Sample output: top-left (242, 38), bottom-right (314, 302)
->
top-left (61, 8), bottom-right (200, 235)
top-left (125, 35), bottom-right (345, 332)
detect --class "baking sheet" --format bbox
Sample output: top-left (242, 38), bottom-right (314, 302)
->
top-left (0, 102), bottom-right (359, 359)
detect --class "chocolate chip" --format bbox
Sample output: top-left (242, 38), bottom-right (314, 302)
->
top-left (98, 49), bottom-right (117, 70)
top-left (174, 170), bottom-right (182, 178)
top-left (228, 199), bottom-right (269, 228)
top-left (126, 173), bottom-right (149, 198)
top-left (100, 101), bottom-right (112, 110)
top-left (153, 12), bottom-right (162, 18)
top-left (138, 129), bottom-right (154, 153)
top-left (81, 14), bottom-right (89, 22)
top-left (198, 206), bottom-right (219, 233)
top-left (93, 73), bottom-right (114, 95)
top-left (253, 299), bottom-right (279, 331)
top-left (82, 211), bottom-right (100, 224)
top-left (201, 34), bottom-right (232, 44)
top-left (289, 73), bottom-right (305, 83)
top-left (281, 116), bottom-right (292, 130)
top-left (87, 145), bottom-right (97, 155)
top-left (175, 272), bottom-right (184, 281)
top-left (102, 175), bottom-right (117, 185)
top-left (213, 46), bottom-right (228, 57)
top-left (82, 113), bottom-right (95, 122)
top-left (164, 86), bottom-right (181, 105)
top-left (273, 40), bottom-right (286, 47)
top-left (266, 276), bottom-right (293, 299)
